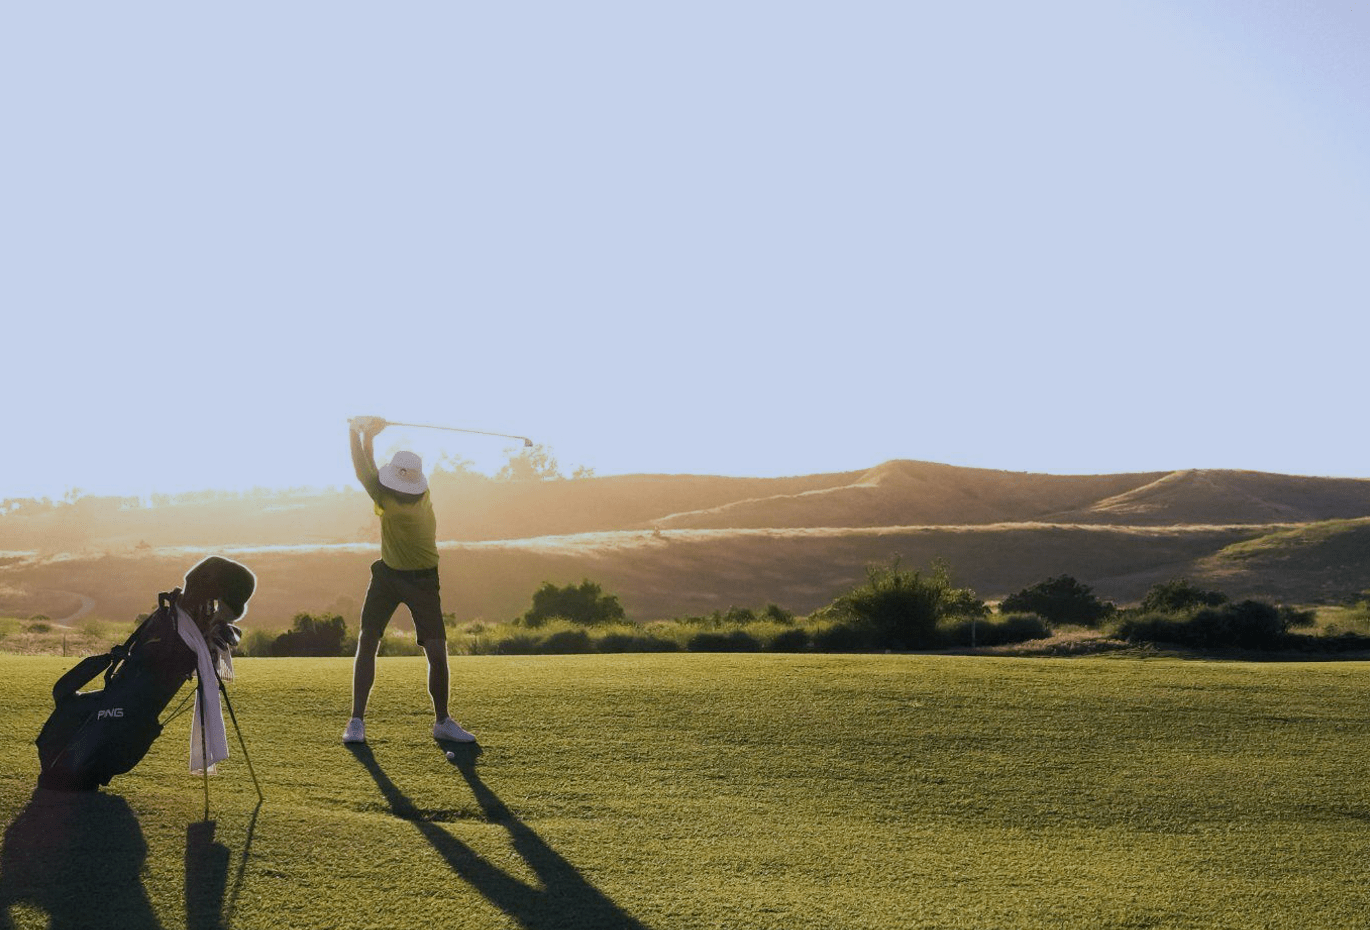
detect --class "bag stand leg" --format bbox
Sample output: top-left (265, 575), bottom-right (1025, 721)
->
top-left (197, 675), bottom-right (211, 821)
top-left (215, 673), bottom-right (264, 803)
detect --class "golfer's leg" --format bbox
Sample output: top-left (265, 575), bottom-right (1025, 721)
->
top-left (354, 561), bottom-right (399, 719)
top-left (405, 569), bottom-right (450, 722)
top-left (351, 630), bottom-right (382, 719)
top-left (422, 638), bottom-right (450, 722)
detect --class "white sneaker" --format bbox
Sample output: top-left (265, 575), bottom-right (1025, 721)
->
top-left (433, 717), bottom-right (476, 743)
top-left (342, 717), bottom-right (366, 744)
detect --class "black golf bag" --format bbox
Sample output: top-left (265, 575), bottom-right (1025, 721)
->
top-left (36, 590), bottom-right (199, 791)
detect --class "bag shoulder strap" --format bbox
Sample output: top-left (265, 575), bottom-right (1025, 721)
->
top-left (49, 589), bottom-right (184, 703)
top-left (103, 589), bottom-right (182, 685)
top-left (50, 654), bottom-right (115, 704)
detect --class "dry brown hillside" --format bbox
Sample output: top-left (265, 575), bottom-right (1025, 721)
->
top-left (2, 461), bottom-right (1367, 626)
top-left (0, 523), bottom-right (1278, 629)
top-left (1068, 470), bottom-right (1370, 525)
top-left (652, 461), bottom-right (1169, 529)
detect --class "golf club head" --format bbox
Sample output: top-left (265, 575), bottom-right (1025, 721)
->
top-left (524, 438), bottom-right (534, 448)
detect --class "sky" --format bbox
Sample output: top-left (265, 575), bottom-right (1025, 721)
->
top-left (3, 1), bottom-right (1367, 501)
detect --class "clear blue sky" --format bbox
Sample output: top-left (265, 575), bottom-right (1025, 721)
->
top-left (3, 2), bottom-right (1367, 501)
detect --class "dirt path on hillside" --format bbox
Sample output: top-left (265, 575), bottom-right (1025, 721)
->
top-left (43, 591), bottom-right (96, 624)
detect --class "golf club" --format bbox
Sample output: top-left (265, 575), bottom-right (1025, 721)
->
top-left (363, 418), bottom-right (534, 448)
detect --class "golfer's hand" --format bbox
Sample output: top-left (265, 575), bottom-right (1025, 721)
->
top-left (350, 416), bottom-right (386, 436)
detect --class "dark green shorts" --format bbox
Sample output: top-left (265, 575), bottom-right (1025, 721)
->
top-left (360, 560), bottom-right (445, 645)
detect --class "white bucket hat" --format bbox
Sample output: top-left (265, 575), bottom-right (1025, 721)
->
top-left (379, 450), bottom-right (428, 495)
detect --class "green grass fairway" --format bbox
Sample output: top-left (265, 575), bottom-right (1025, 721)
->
top-left (2, 654), bottom-right (1369, 929)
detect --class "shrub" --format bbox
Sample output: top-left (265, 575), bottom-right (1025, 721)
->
top-left (1285, 630), bottom-right (1370, 653)
top-left (1139, 579), bottom-right (1229, 614)
top-left (377, 633), bottom-right (424, 656)
top-left (761, 603), bottom-right (795, 625)
top-left (597, 632), bottom-right (681, 653)
top-left (723, 606), bottom-right (757, 625)
top-left (686, 630), bottom-right (762, 652)
top-left (823, 558), bottom-right (985, 650)
top-left (493, 633), bottom-right (540, 654)
top-left (942, 614), bottom-right (1051, 648)
top-left (766, 627), bottom-right (811, 652)
top-left (1119, 600), bottom-right (1291, 650)
top-left (680, 608), bottom-right (762, 629)
top-left (270, 613), bottom-right (349, 657)
top-left (1280, 606), bottom-right (1316, 628)
top-left (522, 579), bottom-right (626, 627)
top-left (941, 588), bottom-right (990, 620)
top-left (539, 629), bottom-right (594, 654)
top-left (810, 621), bottom-right (875, 652)
top-left (1001, 575), bottom-right (1115, 627)
top-left (240, 629), bottom-right (276, 658)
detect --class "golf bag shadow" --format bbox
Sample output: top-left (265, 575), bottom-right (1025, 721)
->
top-left (36, 590), bottom-right (198, 791)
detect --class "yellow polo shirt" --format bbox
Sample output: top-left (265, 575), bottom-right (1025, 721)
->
top-left (375, 494), bottom-right (439, 571)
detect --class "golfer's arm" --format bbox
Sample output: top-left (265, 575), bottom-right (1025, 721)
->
top-left (350, 429), bottom-right (384, 501)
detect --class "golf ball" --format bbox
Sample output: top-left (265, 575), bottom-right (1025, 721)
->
top-left (445, 750), bottom-right (456, 760)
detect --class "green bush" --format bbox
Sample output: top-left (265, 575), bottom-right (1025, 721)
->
top-left (686, 630), bottom-right (762, 652)
top-left (762, 603), bottom-right (796, 625)
top-left (522, 579), bottom-right (626, 627)
top-left (597, 632), bottom-right (681, 653)
top-left (679, 605), bottom-right (791, 628)
top-left (493, 633), bottom-right (541, 654)
top-left (1280, 606), bottom-right (1317, 628)
top-left (941, 614), bottom-right (1051, 647)
top-left (1119, 600), bottom-right (1290, 650)
top-left (1139, 579), bottom-right (1229, 613)
top-left (241, 629), bottom-right (276, 658)
top-left (810, 621), bottom-right (875, 652)
top-left (539, 629), bottom-right (594, 654)
top-left (723, 606), bottom-right (756, 625)
top-left (766, 627), bottom-right (811, 652)
top-left (1001, 575), bottom-right (1114, 627)
top-left (270, 613), bottom-right (349, 657)
top-left (377, 633), bottom-right (424, 656)
top-left (822, 558), bottom-right (985, 650)
top-left (1284, 630), bottom-right (1370, 652)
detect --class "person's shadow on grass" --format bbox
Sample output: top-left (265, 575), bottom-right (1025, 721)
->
top-left (348, 742), bottom-right (650, 930)
top-left (0, 789), bottom-right (163, 930)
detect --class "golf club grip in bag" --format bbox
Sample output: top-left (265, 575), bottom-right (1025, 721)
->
top-left (36, 591), bottom-right (198, 791)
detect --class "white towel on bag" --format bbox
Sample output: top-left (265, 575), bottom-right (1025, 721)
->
top-left (176, 608), bottom-right (230, 774)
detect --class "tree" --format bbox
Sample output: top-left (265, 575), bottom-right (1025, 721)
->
top-left (496, 444), bottom-right (563, 481)
top-left (522, 579), bottom-right (626, 627)
top-left (433, 452), bottom-right (479, 477)
top-left (1139, 578), bottom-right (1228, 614)
top-left (1000, 575), bottom-right (1114, 627)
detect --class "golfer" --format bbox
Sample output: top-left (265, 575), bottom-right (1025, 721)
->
top-left (342, 417), bottom-right (476, 746)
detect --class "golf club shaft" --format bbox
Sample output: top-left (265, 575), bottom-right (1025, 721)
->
top-left (383, 420), bottom-right (533, 447)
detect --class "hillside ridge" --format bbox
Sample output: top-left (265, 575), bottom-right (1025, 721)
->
top-left (3, 461), bottom-right (1367, 624)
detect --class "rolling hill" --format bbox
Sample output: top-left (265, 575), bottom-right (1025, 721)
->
top-left (2, 461), bottom-right (1367, 628)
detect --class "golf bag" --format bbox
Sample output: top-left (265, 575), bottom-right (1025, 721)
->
top-left (36, 590), bottom-right (199, 791)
